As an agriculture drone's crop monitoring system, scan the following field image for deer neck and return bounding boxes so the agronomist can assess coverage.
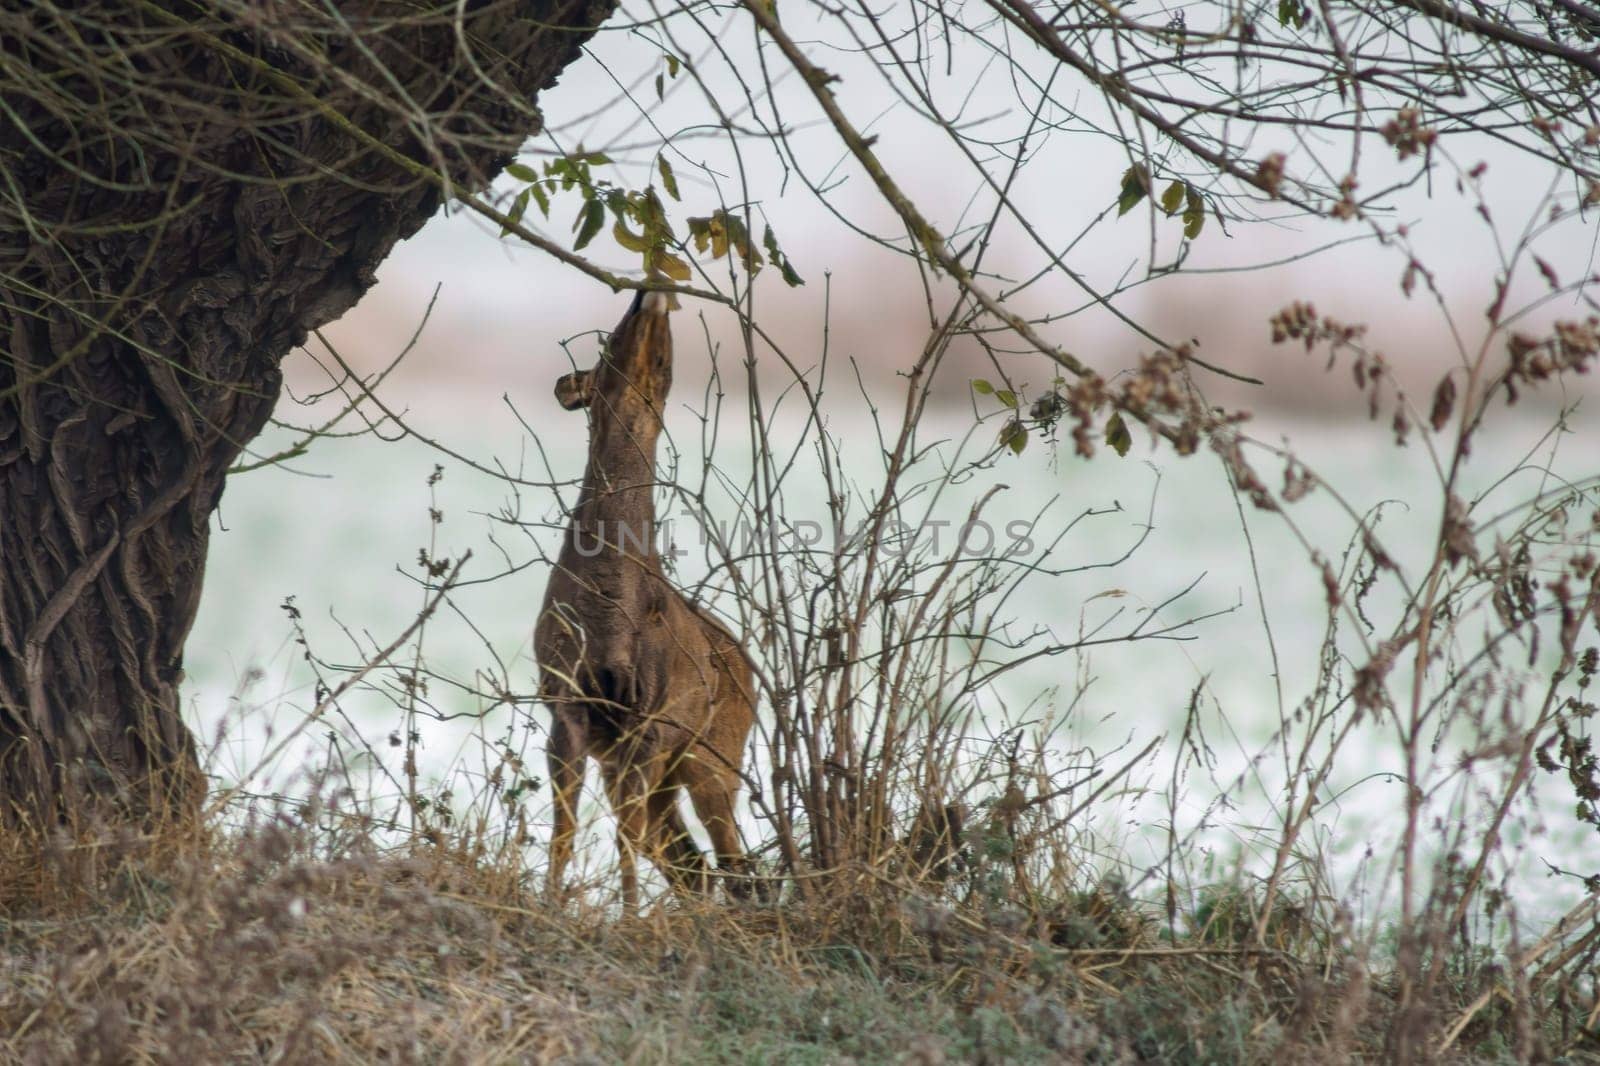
[567,407,663,567]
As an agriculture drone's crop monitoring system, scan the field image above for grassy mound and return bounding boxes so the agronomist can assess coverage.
[1,817,1574,1064]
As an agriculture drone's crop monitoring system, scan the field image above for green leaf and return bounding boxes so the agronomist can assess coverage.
[1105,412,1132,457]
[666,53,680,77]
[762,224,805,286]
[972,379,994,395]
[1277,0,1305,27]
[995,389,1018,408]
[573,197,605,250]
[582,152,612,167]
[603,187,627,219]
[505,162,539,183]
[655,72,664,101]
[529,182,550,218]
[657,156,681,201]
[1001,419,1028,454]
[1160,180,1185,216]
[500,188,531,236]
[549,157,581,191]
[1117,164,1150,216]
[1183,185,1206,240]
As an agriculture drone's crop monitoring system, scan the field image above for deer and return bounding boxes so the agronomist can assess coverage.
[535,289,758,912]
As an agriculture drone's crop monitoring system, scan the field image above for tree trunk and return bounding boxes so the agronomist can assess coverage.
[0,1,610,827]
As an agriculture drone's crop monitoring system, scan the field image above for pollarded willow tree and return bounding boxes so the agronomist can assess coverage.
[0,1,612,828]
[2,0,1596,855]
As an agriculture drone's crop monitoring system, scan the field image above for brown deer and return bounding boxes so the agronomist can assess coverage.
[536,289,757,911]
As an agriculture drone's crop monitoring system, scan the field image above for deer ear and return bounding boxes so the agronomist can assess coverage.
[554,369,593,410]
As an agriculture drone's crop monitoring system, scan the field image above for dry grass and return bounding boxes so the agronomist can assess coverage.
[1,806,1584,1065]
[1,822,590,1063]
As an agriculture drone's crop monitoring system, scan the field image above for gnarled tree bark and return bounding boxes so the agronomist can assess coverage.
[0,1,611,827]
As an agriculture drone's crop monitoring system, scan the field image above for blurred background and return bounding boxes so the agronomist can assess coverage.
[188,2,1599,920]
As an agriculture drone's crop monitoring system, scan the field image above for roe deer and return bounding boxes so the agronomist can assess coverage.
[536,290,757,911]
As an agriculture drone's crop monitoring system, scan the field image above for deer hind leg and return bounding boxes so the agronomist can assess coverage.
[545,709,589,902]
[647,786,709,896]
[678,752,757,901]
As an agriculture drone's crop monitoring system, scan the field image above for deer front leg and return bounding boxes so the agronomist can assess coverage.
[545,709,588,902]
[603,761,654,916]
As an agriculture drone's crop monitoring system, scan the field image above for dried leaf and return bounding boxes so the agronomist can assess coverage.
[1105,412,1132,457]
[1160,181,1185,216]
[1429,374,1457,432]
[612,219,650,253]
[1183,185,1205,239]
[651,248,692,282]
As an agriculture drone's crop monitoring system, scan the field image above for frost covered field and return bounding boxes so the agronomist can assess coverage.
[191,374,1600,930]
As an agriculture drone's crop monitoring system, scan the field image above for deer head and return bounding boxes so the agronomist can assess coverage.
[554,290,673,421]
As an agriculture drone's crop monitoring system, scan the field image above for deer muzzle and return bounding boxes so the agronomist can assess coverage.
[554,369,594,410]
